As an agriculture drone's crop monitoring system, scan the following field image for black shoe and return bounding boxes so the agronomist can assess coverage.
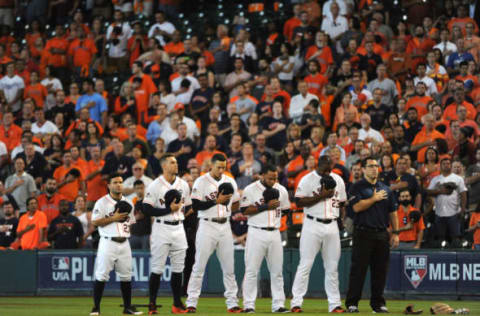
[372,306,388,313]
[242,308,255,313]
[273,307,290,313]
[148,302,158,315]
[123,306,143,315]
[346,306,359,313]
[90,307,100,315]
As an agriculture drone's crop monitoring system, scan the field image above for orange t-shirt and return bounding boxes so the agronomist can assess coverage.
[24,83,48,108]
[44,37,69,67]
[447,17,479,35]
[72,157,89,176]
[287,155,305,189]
[469,212,480,245]
[68,38,98,68]
[304,73,328,98]
[86,159,107,202]
[0,124,23,152]
[129,73,157,122]
[37,193,66,224]
[405,95,433,119]
[164,41,185,57]
[412,128,446,163]
[53,165,84,202]
[283,17,302,42]
[305,45,334,75]
[443,101,477,121]
[397,205,425,242]
[127,35,148,67]
[195,150,226,167]
[17,210,48,250]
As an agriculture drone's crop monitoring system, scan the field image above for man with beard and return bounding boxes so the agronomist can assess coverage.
[48,199,84,249]
[37,177,66,225]
[0,201,18,248]
[241,164,290,313]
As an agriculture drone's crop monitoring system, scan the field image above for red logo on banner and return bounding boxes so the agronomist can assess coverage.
[404,255,428,288]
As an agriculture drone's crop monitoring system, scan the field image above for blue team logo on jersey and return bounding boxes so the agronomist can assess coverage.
[52,257,70,270]
[404,255,428,288]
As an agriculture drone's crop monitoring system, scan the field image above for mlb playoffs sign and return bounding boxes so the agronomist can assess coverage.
[38,251,171,291]
[393,252,480,293]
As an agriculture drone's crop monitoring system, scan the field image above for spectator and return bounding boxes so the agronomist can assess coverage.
[101,140,135,180]
[411,114,446,163]
[54,151,85,203]
[414,63,439,97]
[32,107,60,138]
[320,132,347,162]
[321,2,348,48]
[261,100,290,153]
[0,201,18,249]
[289,81,318,123]
[47,199,84,249]
[394,189,425,249]
[73,195,94,248]
[123,163,153,201]
[467,206,480,250]
[106,10,132,73]
[367,64,397,107]
[358,113,384,145]
[5,157,37,214]
[224,57,252,99]
[146,103,168,145]
[148,11,175,46]
[231,142,262,189]
[75,79,108,127]
[427,156,467,245]
[386,157,422,209]
[0,62,25,114]
[167,122,195,172]
[129,180,151,250]
[85,146,107,204]
[365,88,390,131]
[14,197,48,250]
[16,142,47,187]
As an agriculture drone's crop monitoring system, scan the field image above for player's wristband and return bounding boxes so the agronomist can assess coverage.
[257,204,269,213]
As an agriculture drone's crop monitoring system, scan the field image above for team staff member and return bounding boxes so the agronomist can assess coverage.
[241,165,290,313]
[345,158,399,314]
[393,189,425,249]
[142,154,191,314]
[90,173,142,316]
[290,156,347,313]
[186,154,242,313]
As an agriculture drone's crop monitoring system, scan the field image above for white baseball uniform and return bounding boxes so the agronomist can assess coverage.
[143,175,192,274]
[92,194,136,282]
[186,173,240,309]
[241,181,290,312]
[291,171,347,312]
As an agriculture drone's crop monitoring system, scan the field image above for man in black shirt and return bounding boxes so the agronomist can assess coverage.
[46,89,76,126]
[190,74,214,122]
[48,200,84,249]
[345,158,399,313]
[129,180,151,250]
[404,107,423,144]
[365,88,390,131]
[391,125,410,154]
[101,140,136,180]
[167,123,195,173]
[0,201,18,248]
[385,157,422,209]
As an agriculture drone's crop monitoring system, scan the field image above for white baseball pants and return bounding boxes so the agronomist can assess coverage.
[94,237,132,282]
[150,223,188,274]
[186,220,239,309]
[290,219,341,312]
[242,227,285,312]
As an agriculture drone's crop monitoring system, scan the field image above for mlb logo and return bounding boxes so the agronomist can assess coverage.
[52,257,70,270]
[404,255,428,288]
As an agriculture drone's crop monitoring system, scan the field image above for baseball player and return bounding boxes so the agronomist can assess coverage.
[142,154,191,314]
[90,173,142,315]
[290,156,347,313]
[240,164,290,313]
[185,154,242,313]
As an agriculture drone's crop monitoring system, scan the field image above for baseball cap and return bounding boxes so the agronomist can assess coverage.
[174,103,185,111]
[439,154,452,162]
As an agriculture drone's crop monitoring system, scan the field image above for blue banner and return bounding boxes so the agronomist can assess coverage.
[37,251,170,291]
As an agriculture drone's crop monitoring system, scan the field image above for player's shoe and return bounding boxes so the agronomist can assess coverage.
[290,306,303,313]
[123,306,143,315]
[273,307,290,313]
[241,308,255,313]
[90,307,100,315]
[172,304,188,314]
[186,306,196,313]
[372,306,389,313]
[228,306,244,313]
[346,306,359,313]
[331,306,346,313]
[148,303,158,315]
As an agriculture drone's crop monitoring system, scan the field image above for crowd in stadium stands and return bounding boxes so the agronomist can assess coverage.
[0,0,480,251]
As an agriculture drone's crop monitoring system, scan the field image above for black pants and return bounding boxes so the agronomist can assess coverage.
[345,229,390,309]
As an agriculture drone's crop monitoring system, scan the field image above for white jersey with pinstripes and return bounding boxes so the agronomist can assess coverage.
[143,175,192,222]
[190,172,240,218]
[92,194,136,238]
[295,171,347,219]
[240,181,290,228]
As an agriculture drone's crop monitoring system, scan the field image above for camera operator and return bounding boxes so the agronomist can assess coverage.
[106,10,132,73]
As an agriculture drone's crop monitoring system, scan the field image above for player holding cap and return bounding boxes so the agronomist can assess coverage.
[186,154,242,313]
[142,153,192,314]
[240,164,290,313]
[90,173,142,315]
[290,156,347,313]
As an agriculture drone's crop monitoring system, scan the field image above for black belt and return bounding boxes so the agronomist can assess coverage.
[306,214,335,224]
[354,225,387,233]
[104,236,127,243]
[250,226,278,231]
[156,219,182,225]
[203,217,228,224]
